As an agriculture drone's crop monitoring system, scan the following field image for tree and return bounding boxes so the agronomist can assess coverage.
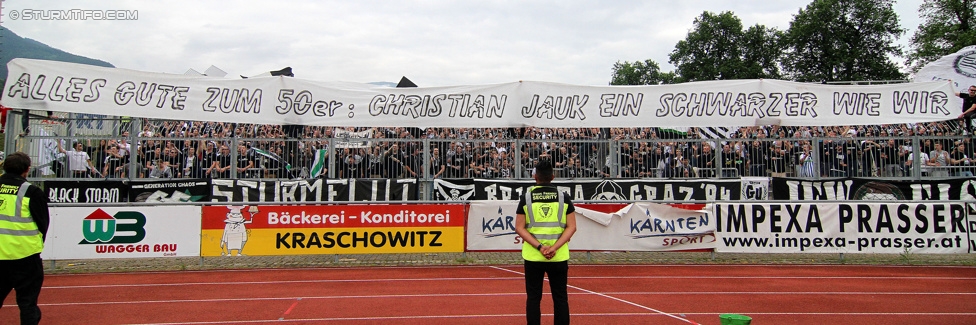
[782,0,906,82]
[667,11,783,82]
[740,25,785,79]
[669,11,745,81]
[906,0,976,72]
[609,59,676,85]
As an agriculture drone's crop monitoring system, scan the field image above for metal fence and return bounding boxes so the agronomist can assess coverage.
[7,112,975,185]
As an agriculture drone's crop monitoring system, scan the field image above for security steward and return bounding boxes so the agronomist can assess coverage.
[515,159,577,325]
[0,152,50,325]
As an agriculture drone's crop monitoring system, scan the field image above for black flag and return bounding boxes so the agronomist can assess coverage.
[242,67,294,78]
[270,67,294,77]
[396,76,418,88]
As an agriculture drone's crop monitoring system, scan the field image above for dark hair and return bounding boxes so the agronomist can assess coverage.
[3,152,31,175]
[535,158,554,180]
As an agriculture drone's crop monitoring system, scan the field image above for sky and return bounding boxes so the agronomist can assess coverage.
[1,0,926,87]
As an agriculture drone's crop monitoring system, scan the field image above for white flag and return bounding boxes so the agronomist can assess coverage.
[914,45,976,110]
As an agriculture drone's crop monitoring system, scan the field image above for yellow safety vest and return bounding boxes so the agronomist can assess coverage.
[522,185,570,262]
[0,182,44,260]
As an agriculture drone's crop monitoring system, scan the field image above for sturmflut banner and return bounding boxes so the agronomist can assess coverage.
[467,201,714,251]
[209,178,418,202]
[2,58,957,128]
[714,202,974,254]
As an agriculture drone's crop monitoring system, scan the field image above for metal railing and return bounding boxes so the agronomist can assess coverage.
[7,112,974,184]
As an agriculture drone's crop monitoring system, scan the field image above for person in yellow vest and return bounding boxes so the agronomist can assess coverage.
[0,152,50,325]
[515,159,577,325]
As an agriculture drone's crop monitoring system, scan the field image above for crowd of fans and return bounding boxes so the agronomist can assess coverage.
[46,119,975,180]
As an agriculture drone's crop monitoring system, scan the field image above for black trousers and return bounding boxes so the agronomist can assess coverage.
[524,260,569,325]
[0,254,44,325]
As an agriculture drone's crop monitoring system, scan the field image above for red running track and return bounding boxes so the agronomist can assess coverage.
[2,264,975,324]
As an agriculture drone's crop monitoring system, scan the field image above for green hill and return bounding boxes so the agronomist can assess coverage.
[0,27,114,81]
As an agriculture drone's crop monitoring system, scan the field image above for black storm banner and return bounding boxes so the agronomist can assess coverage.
[45,180,128,203]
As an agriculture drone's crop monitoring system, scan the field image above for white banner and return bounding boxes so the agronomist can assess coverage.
[914,45,976,110]
[333,128,373,148]
[2,58,957,128]
[467,201,714,251]
[68,113,116,136]
[740,177,770,200]
[29,123,65,176]
[714,202,974,254]
[42,206,202,259]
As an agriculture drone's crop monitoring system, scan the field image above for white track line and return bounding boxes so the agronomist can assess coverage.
[42,277,523,289]
[677,312,976,316]
[570,275,976,280]
[601,291,976,295]
[47,264,501,277]
[42,274,975,290]
[124,313,663,325]
[46,263,976,278]
[126,314,528,325]
[37,293,526,306]
[571,264,976,269]
[489,265,699,324]
[34,290,976,307]
[120,312,976,325]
